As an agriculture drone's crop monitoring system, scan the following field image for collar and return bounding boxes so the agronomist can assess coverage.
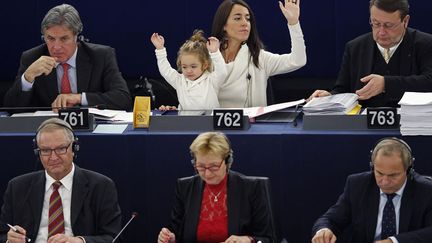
[64,45,78,69]
[379,177,407,197]
[45,163,75,192]
[376,36,404,58]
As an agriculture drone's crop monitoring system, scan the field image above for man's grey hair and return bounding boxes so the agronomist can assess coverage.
[41,4,83,35]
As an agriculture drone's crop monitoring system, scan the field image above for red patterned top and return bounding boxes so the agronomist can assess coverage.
[196,175,228,243]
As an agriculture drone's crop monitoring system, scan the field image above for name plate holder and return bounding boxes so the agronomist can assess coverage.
[58,108,96,131]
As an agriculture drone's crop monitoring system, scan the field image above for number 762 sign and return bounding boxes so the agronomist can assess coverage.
[367,107,400,129]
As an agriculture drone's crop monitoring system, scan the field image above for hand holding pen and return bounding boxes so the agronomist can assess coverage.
[6,224,31,242]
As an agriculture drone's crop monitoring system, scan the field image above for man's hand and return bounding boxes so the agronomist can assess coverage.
[51,94,82,112]
[355,74,385,100]
[47,234,84,243]
[24,56,57,82]
[207,37,220,53]
[151,33,165,50]
[311,228,337,243]
[307,89,331,102]
[7,225,28,243]
[375,239,393,243]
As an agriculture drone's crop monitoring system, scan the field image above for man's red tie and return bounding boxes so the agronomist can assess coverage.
[48,181,65,238]
[61,63,72,94]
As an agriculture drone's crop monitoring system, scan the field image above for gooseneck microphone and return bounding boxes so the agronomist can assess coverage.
[112,212,138,243]
[144,77,156,103]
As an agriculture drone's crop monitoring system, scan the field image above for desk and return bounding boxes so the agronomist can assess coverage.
[1,121,432,242]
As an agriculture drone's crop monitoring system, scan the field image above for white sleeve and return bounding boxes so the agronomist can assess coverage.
[208,50,228,89]
[155,48,183,89]
[260,22,307,76]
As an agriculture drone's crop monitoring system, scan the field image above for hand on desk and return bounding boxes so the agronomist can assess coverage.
[47,234,84,243]
[312,228,337,243]
[222,235,254,243]
[51,94,82,112]
[307,90,331,102]
[157,227,175,243]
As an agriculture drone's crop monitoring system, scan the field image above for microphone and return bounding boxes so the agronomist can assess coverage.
[112,212,138,243]
[78,35,90,42]
[144,77,156,103]
[246,73,251,80]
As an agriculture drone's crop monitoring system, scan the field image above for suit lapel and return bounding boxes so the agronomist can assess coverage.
[28,172,46,237]
[76,44,92,92]
[399,178,414,233]
[227,172,240,235]
[365,178,380,242]
[361,36,376,80]
[183,177,203,242]
[399,29,414,76]
[70,166,89,226]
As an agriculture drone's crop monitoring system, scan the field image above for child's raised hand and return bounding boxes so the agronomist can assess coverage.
[151,33,165,49]
[206,37,220,53]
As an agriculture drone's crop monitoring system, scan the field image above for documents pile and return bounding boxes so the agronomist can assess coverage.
[398,92,432,136]
[303,93,359,115]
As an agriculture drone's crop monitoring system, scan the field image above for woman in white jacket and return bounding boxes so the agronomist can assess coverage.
[212,0,307,108]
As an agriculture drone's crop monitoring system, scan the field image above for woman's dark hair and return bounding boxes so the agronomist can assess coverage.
[211,0,263,68]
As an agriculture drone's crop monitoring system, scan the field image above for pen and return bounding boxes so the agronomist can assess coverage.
[6,223,31,242]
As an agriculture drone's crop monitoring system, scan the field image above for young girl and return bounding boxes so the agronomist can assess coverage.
[150,30,227,111]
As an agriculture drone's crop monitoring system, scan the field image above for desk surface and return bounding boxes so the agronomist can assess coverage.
[1,121,430,243]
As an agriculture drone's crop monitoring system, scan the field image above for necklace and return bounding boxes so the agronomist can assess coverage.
[209,189,222,202]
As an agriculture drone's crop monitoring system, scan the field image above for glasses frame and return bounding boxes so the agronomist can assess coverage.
[369,18,403,31]
[194,160,224,173]
[37,142,72,156]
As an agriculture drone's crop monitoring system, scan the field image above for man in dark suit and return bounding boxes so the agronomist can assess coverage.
[0,118,122,243]
[311,137,432,243]
[309,0,432,107]
[3,4,131,111]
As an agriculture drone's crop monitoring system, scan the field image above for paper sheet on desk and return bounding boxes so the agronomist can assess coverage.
[243,99,305,118]
[93,124,128,134]
[11,111,57,117]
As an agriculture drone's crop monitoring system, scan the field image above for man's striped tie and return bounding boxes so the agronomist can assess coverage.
[48,181,65,238]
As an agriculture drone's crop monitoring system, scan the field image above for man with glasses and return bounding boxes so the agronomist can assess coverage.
[0,118,122,242]
[311,138,432,243]
[4,4,131,111]
[309,0,432,107]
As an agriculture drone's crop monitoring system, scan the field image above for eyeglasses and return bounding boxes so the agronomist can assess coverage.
[369,19,403,30]
[37,142,72,156]
[194,160,224,172]
[44,35,77,45]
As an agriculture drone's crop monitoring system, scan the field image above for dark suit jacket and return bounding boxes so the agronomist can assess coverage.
[0,166,122,243]
[168,171,276,243]
[332,28,432,107]
[312,171,432,243]
[3,42,132,110]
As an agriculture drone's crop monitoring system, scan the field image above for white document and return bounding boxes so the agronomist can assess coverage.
[93,124,128,134]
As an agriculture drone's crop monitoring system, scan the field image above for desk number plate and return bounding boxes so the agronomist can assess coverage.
[58,108,90,130]
[213,109,244,130]
[367,107,399,129]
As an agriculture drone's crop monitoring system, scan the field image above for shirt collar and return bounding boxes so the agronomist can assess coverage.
[376,36,404,57]
[379,177,407,197]
[45,163,75,192]
[64,45,78,69]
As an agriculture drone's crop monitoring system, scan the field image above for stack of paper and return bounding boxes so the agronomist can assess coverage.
[303,93,359,115]
[398,92,432,135]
